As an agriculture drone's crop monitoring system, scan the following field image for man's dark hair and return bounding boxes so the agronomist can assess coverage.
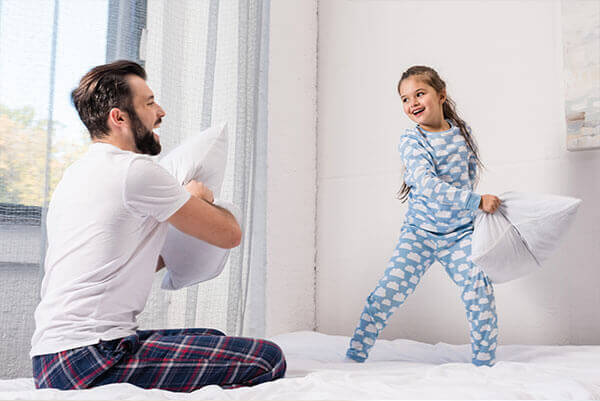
[71,60,146,139]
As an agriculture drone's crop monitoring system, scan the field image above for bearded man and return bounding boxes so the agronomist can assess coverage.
[30,60,286,392]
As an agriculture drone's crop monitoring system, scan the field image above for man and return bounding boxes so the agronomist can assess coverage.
[31,60,286,391]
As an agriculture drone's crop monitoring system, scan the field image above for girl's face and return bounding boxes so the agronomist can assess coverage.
[399,76,447,131]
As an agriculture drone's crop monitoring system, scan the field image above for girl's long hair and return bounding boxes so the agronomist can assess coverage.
[397,66,483,202]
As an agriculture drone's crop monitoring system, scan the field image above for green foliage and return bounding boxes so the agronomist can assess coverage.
[0,104,89,207]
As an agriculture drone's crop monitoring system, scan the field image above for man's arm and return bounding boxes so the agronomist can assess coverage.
[167,181,241,249]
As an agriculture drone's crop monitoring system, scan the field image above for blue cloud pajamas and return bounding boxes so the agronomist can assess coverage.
[347,123,498,366]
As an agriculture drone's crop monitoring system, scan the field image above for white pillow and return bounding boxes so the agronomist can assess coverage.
[160,199,241,290]
[159,123,228,194]
[158,123,237,290]
[471,192,581,284]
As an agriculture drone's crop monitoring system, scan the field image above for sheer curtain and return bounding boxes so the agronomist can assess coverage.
[138,0,269,338]
[0,0,268,379]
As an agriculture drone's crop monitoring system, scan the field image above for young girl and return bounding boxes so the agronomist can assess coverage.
[346,66,501,367]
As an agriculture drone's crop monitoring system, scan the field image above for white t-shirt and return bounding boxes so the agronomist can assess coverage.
[31,143,190,357]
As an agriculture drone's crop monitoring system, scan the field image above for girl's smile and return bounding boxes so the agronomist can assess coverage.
[411,107,425,117]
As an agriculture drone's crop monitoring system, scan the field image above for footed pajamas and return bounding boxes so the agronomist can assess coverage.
[347,123,498,366]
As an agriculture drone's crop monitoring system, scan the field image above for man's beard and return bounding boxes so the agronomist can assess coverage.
[129,108,162,156]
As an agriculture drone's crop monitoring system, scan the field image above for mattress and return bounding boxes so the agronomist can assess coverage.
[1,331,598,400]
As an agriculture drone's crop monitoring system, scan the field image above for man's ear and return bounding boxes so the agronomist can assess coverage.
[107,108,127,129]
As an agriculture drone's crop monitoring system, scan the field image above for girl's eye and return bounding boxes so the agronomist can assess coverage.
[417,92,424,97]
[402,98,407,103]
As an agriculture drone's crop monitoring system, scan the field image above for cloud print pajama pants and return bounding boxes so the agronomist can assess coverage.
[347,224,498,366]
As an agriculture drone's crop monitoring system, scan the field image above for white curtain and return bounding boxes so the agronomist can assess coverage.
[0,0,268,379]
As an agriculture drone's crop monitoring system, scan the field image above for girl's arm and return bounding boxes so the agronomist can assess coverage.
[400,135,481,211]
[468,152,478,185]
[466,126,479,185]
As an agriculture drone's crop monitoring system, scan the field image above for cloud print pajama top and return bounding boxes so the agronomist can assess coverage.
[347,123,498,367]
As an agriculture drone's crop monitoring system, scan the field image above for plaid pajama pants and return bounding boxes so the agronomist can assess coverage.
[32,328,286,392]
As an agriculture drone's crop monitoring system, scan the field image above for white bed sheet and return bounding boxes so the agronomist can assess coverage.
[1,331,599,400]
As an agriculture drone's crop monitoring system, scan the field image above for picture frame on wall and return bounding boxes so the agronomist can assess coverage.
[561,0,600,151]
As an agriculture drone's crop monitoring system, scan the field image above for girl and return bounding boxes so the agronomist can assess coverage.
[346,66,501,367]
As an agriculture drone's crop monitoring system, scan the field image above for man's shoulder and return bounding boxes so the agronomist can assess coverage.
[125,155,181,199]
[57,145,150,194]
[89,145,161,180]
[127,155,171,181]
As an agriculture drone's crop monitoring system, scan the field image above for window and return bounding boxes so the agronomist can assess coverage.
[0,0,146,379]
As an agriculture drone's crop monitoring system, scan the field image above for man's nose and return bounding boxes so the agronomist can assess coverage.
[157,104,166,118]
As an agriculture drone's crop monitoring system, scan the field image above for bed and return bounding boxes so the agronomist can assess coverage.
[1,331,598,400]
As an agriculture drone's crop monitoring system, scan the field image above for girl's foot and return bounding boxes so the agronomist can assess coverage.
[346,347,367,362]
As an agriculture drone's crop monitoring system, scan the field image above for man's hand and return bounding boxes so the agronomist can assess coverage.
[479,194,501,213]
[185,180,214,204]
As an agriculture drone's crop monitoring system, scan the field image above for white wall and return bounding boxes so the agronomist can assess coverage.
[316,0,600,345]
[265,0,318,336]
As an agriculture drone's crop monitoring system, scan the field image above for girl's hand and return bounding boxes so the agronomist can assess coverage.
[479,194,501,213]
[185,180,214,204]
